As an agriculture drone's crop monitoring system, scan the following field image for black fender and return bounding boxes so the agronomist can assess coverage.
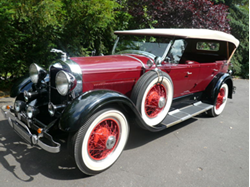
[58,90,167,133]
[10,74,33,97]
[202,73,234,105]
[10,74,49,98]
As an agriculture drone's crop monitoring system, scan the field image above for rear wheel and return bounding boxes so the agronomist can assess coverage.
[208,83,228,117]
[73,108,129,175]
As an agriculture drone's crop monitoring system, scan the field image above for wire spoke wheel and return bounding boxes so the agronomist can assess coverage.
[145,83,167,118]
[88,118,120,160]
[208,83,228,117]
[73,109,129,175]
[215,88,226,110]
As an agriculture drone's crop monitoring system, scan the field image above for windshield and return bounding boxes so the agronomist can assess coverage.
[113,35,171,59]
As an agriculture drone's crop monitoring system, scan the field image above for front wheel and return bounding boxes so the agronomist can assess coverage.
[73,108,129,175]
[208,83,229,117]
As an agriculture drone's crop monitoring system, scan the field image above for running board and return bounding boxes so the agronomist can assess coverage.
[161,102,213,128]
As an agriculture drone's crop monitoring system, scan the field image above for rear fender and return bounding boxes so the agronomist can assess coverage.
[202,73,233,105]
[59,90,167,132]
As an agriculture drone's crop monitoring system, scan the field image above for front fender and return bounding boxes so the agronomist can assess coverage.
[59,90,167,132]
[10,74,33,98]
[10,74,49,98]
[202,73,233,105]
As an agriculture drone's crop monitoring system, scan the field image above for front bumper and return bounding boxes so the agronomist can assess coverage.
[1,105,60,153]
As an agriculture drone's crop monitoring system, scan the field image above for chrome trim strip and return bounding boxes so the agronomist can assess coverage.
[122,54,146,69]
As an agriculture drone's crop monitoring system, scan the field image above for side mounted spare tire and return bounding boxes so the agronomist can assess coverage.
[131,70,173,126]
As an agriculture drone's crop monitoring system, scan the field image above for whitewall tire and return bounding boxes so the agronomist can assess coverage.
[73,109,129,175]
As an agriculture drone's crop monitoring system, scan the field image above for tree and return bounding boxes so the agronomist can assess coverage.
[212,0,249,78]
[127,0,230,32]
[0,0,125,88]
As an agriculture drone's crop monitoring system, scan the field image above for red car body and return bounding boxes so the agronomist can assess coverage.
[71,55,227,98]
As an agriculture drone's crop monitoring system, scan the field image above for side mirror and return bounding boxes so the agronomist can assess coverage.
[154,56,163,67]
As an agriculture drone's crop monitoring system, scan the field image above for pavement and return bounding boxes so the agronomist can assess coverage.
[0,79,248,187]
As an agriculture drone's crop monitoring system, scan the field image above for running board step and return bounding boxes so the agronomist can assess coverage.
[161,102,213,128]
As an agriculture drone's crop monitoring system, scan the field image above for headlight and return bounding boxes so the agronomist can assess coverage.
[29,63,47,84]
[26,106,39,119]
[14,100,26,112]
[55,70,76,96]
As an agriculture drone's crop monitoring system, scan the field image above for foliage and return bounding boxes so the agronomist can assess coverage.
[0,0,65,82]
[212,0,249,78]
[0,0,127,85]
[127,0,230,32]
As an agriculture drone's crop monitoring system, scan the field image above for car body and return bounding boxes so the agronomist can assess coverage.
[1,28,239,175]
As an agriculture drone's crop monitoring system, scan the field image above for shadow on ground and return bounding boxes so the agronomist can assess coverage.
[0,116,198,181]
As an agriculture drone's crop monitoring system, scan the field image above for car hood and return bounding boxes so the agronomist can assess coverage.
[70,54,148,74]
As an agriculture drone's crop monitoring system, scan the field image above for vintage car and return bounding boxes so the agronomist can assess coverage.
[1,28,239,175]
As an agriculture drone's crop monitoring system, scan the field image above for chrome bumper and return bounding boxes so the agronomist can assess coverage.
[1,105,60,153]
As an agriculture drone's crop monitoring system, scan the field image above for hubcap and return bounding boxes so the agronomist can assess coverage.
[88,119,120,160]
[106,136,116,149]
[158,97,166,108]
[145,83,167,118]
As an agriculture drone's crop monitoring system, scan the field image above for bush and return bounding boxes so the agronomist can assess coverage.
[0,0,129,86]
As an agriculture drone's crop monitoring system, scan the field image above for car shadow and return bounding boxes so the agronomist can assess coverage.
[125,118,197,150]
[0,119,87,181]
[0,117,197,181]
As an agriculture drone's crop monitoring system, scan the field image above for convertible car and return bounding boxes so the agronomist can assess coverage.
[1,28,239,175]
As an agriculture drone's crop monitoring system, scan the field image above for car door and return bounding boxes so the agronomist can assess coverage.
[162,39,198,98]
[167,63,190,97]
[186,61,200,93]
[196,62,218,90]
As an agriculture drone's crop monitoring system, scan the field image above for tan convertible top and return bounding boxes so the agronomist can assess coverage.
[114,28,240,48]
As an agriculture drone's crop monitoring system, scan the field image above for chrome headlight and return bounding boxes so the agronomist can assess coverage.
[14,100,26,112]
[55,70,76,96]
[26,106,39,119]
[29,63,47,84]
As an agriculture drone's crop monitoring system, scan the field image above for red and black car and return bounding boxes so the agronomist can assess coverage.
[1,28,239,175]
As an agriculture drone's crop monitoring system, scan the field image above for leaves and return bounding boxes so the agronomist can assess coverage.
[0,0,126,83]
[127,0,230,32]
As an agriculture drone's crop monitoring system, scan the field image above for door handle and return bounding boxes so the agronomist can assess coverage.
[187,72,192,75]
[213,69,218,72]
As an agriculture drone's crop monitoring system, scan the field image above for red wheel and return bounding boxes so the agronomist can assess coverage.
[73,109,129,175]
[208,83,228,117]
[145,83,167,118]
[88,118,120,160]
[131,71,173,126]
[215,88,225,110]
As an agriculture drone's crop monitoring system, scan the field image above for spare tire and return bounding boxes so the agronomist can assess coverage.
[131,70,173,126]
